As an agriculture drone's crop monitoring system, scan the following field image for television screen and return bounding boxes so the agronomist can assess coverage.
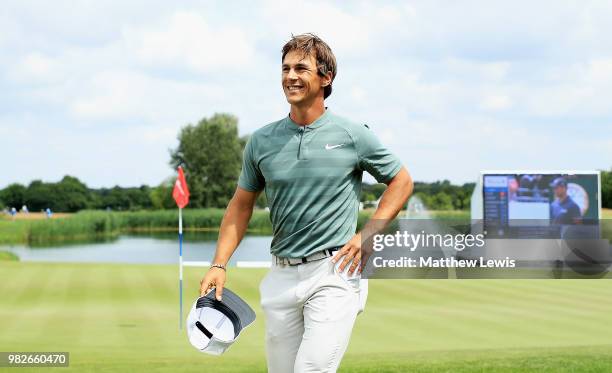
[482,173,600,238]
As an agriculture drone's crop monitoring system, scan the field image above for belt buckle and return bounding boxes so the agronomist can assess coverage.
[276,256,292,266]
[277,251,332,267]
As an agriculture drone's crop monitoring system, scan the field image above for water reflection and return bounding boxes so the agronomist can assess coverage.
[125,230,271,242]
[2,234,273,265]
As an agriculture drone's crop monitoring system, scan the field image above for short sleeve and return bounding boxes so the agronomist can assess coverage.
[354,124,402,183]
[238,136,265,192]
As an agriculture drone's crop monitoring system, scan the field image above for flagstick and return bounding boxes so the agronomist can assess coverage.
[179,207,183,330]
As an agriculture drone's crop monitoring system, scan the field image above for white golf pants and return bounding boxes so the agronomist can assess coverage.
[260,255,367,373]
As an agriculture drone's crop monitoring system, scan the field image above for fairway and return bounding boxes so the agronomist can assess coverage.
[1,262,612,372]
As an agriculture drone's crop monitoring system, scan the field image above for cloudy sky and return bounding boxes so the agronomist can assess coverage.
[2,0,611,189]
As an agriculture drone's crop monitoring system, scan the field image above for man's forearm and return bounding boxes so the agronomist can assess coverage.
[361,167,413,240]
[211,198,254,266]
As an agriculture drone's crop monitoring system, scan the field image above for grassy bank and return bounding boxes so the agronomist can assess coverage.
[0,209,275,246]
[0,250,19,261]
[2,209,383,246]
[27,210,124,245]
[0,219,29,245]
[3,208,607,247]
[1,262,612,372]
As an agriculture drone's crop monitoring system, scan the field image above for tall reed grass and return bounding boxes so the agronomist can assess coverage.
[22,209,277,245]
[0,220,30,245]
[6,209,378,246]
[28,210,123,245]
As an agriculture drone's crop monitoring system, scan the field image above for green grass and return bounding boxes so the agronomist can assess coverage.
[424,210,470,220]
[0,209,377,246]
[118,208,274,233]
[0,220,29,245]
[27,210,123,245]
[0,209,276,246]
[1,262,612,372]
[1,207,608,247]
[0,250,19,261]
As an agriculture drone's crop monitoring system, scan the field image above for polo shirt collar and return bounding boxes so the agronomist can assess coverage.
[285,108,331,131]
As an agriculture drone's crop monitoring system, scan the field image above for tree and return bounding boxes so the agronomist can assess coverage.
[150,178,177,209]
[108,186,133,210]
[55,176,91,212]
[0,183,27,209]
[125,185,153,210]
[602,168,612,209]
[170,113,243,208]
[25,180,55,211]
[360,192,376,203]
[431,192,454,210]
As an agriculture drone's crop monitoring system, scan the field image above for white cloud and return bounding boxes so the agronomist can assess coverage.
[69,70,222,124]
[260,1,370,54]
[20,53,55,77]
[349,86,367,103]
[520,58,612,118]
[1,1,611,188]
[123,11,255,72]
[481,94,512,111]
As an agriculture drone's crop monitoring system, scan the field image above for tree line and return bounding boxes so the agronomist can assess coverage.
[1,113,610,212]
[0,175,480,213]
[0,176,157,212]
[361,180,476,211]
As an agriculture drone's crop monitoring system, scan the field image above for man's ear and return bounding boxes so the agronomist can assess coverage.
[321,72,332,87]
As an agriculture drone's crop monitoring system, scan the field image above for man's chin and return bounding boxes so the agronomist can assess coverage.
[285,96,303,105]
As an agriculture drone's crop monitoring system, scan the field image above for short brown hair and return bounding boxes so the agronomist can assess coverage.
[281,33,337,99]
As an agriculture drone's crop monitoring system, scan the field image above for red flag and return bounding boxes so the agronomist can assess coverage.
[172,166,190,208]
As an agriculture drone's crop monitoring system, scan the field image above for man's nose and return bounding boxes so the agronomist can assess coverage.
[287,68,298,80]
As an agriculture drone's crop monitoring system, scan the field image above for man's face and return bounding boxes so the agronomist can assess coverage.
[554,185,567,199]
[282,50,328,106]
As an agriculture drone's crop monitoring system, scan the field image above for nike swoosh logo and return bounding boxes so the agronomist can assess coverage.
[325,143,345,150]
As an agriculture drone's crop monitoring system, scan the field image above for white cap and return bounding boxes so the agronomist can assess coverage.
[186,288,256,355]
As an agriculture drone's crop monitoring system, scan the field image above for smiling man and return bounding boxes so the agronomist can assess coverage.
[200,33,413,372]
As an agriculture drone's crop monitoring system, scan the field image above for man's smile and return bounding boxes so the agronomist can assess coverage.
[287,84,304,92]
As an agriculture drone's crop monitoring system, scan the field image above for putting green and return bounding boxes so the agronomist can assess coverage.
[1,262,612,372]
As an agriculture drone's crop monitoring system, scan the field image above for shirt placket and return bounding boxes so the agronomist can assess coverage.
[297,127,310,160]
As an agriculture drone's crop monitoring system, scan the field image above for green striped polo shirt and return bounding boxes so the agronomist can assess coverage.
[238,109,402,258]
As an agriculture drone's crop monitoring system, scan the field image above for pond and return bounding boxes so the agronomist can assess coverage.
[1,232,273,266]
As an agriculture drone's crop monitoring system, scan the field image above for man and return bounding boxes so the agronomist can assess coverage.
[200,33,413,372]
[550,177,581,225]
